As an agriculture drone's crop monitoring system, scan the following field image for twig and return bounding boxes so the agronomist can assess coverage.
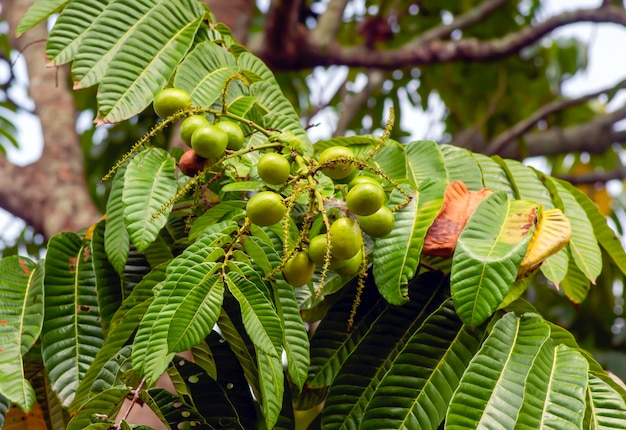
[115,378,147,429]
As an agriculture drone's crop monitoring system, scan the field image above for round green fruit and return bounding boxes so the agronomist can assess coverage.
[246,191,286,226]
[258,153,291,185]
[334,249,362,276]
[332,168,359,184]
[191,125,229,160]
[308,234,347,269]
[329,217,362,260]
[180,115,210,146]
[282,251,315,287]
[349,175,381,189]
[358,206,395,237]
[346,182,385,216]
[217,120,246,150]
[319,146,355,180]
[153,88,192,119]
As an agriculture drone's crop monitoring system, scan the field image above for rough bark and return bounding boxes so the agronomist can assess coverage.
[1,0,101,239]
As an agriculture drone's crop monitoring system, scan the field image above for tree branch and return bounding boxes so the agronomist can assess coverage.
[204,0,254,44]
[0,0,101,238]
[260,0,305,69]
[286,5,626,69]
[557,167,626,185]
[334,70,385,137]
[485,78,626,155]
[310,0,351,50]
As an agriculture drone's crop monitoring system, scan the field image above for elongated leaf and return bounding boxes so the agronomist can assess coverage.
[95,0,204,123]
[66,387,130,430]
[451,193,537,327]
[237,51,279,84]
[561,255,591,303]
[166,264,225,353]
[541,247,570,287]
[499,158,553,206]
[105,165,130,274]
[541,175,602,282]
[515,344,588,429]
[446,313,550,429]
[173,41,239,107]
[46,0,114,65]
[140,388,208,429]
[405,140,447,187]
[519,208,571,277]
[440,144,483,190]
[473,153,516,198]
[373,180,445,305]
[322,271,450,430]
[586,372,626,429]
[0,256,40,410]
[43,233,104,407]
[225,270,282,357]
[16,0,69,36]
[361,299,483,430]
[123,147,177,252]
[560,181,626,277]
[257,351,284,430]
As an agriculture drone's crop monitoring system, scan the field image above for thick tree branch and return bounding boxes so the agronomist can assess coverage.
[279,5,626,69]
[557,168,626,185]
[486,78,626,155]
[260,0,305,69]
[496,104,626,160]
[310,0,351,50]
[0,0,101,238]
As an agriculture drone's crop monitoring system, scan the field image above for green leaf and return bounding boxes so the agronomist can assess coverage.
[360,299,483,430]
[95,0,205,123]
[0,256,40,410]
[257,351,284,430]
[451,193,537,327]
[541,248,569,287]
[225,269,282,358]
[560,254,591,303]
[373,180,445,305]
[542,176,602,282]
[140,388,208,429]
[188,201,246,240]
[238,51,279,84]
[16,0,69,36]
[473,153,516,198]
[105,164,130,274]
[446,313,551,429]
[515,344,588,429]
[322,271,450,430]
[123,147,177,252]
[66,387,131,430]
[499,159,553,206]
[586,372,626,429]
[173,41,238,107]
[45,0,114,65]
[43,233,104,407]
[440,144,483,190]
[404,140,447,187]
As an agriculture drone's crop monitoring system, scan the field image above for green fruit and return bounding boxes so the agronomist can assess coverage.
[246,191,286,226]
[191,125,229,160]
[332,168,359,184]
[180,115,210,146]
[334,249,362,276]
[349,175,381,189]
[319,146,355,180]
[329,217,362,259]
[358,206,395,237]
[153,88,192,119]
[346,182,385,216]
[282,251,315,287]
[308,234,347,269]
[217,120,246,150]
[258,153,291,185]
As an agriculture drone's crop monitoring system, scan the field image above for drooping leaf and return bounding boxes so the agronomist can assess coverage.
[95,0,205,123]
[373,180,444,305]
[105,165,130,274]
[257,351,284,430]
[451,193,537,327]
[586,372,626,429]
[140,388,208,429]
[440,144,483,191]
[45,0,114,65]
[16,0,69,36]
[360,299,483,430]
[446,313,551,429]
[405,140,447,187]
[0,256,40,411]
[176,41,238,101]
[561,255,591,304]
[123,147,177,252]
[66,387,131,430]
[42,233,104,407]
[515,344,588,429]
[473,153,516,198]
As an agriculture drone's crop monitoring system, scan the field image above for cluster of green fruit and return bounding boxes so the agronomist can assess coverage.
[153,88,245,176]
[153,88,395,289]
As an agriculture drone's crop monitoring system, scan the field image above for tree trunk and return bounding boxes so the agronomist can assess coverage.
[1,0,101,239]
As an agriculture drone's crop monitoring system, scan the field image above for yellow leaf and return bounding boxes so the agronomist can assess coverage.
[518,207,571,277]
